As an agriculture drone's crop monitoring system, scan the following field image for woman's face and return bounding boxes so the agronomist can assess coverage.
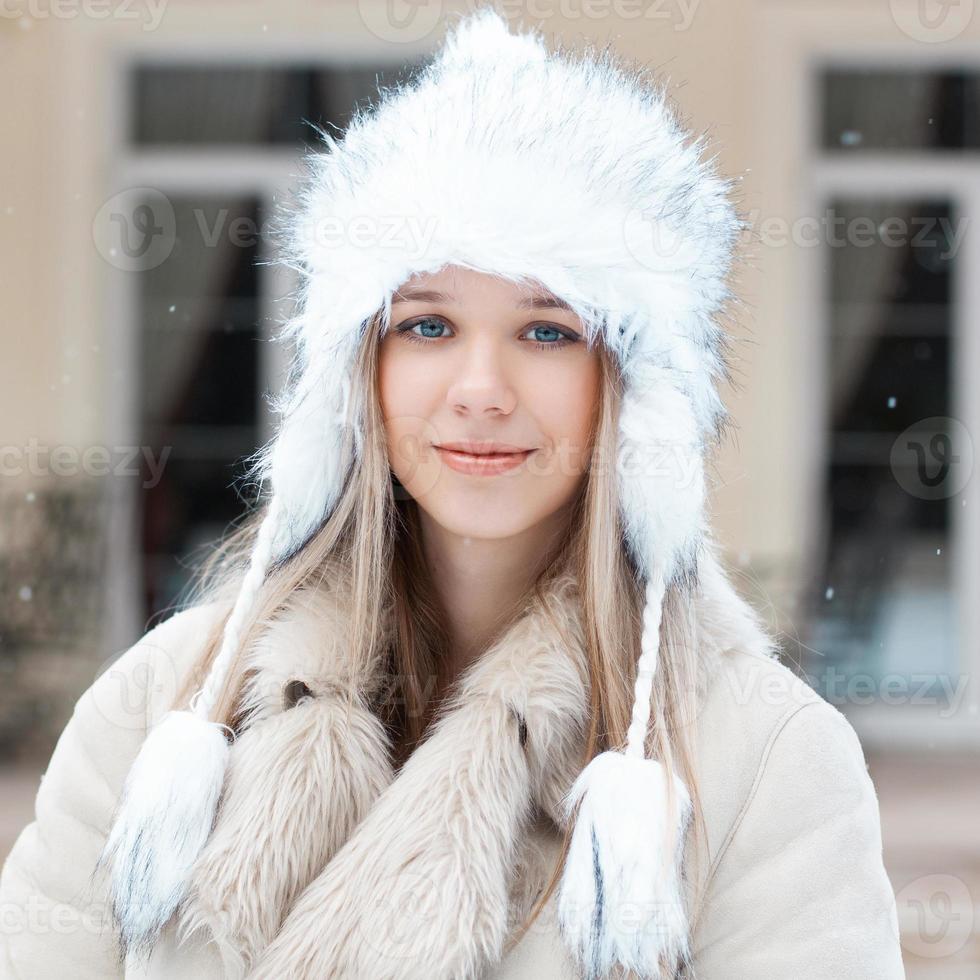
[378,265,601,541]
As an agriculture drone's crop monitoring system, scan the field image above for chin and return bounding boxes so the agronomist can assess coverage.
[414,491,558,542]
[425,505,541,542]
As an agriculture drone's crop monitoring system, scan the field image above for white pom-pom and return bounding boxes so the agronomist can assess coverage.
[557,750,693,979]
[96,710,231,960]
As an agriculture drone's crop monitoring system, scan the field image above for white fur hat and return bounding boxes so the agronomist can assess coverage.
[98,7,743,976]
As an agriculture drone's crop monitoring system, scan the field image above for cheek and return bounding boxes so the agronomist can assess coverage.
[378,341,441,435]
[531,358,600,461]
[378,341,442,478]
[378,341,416,421]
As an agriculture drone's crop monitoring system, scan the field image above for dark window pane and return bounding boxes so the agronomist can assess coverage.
[821,70,980,151]
[131,63,420,146]
[804,198,960,703]
[827,199,954,436]
[140,457,253,617]
[137,196,261,621]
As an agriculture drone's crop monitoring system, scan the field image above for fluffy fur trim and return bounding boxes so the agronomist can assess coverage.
[115,539,776,977]
[234,573,393,727]
[176,696,393,977]
[248,5,743,569]
[239,570,592,980]
[174,574,395,976]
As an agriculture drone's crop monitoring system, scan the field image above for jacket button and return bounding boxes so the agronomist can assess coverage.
[283,678,315,710]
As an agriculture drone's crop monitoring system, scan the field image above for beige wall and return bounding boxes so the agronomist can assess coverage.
[4,9,979,969]
[3,0,978,609]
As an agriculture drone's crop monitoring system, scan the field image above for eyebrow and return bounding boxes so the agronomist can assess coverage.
[391,287,574,312]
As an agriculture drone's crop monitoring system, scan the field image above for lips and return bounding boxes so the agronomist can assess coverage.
[433,443,534,476]
[436,441,532,455]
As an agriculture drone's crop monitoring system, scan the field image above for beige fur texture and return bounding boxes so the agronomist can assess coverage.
[171,557,744,979]
[177,577,396,975]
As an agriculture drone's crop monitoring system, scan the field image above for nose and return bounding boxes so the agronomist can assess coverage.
[445,334,518,417]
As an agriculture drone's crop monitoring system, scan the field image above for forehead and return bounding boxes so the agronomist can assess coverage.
[392,265,573,312]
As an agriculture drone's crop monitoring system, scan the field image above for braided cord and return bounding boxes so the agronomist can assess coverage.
[624,570,666,759]
[192,495,283,720]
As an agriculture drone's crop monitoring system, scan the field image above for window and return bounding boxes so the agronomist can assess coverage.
[822,69,980,152]
[131,64,415,146]
[804,66,977,730]
[137,195,262,617]
[806,196,958,701]
[111,54,420,637]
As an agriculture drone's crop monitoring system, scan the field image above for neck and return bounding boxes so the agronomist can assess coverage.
[416,504,573,677]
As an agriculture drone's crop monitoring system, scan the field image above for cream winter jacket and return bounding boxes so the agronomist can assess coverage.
[0,551,905,979]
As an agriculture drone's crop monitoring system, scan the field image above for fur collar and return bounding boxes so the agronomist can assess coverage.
[173,546,768,979]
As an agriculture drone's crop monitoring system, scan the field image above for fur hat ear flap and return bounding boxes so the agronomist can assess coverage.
[556,378,702,979]
[260,342,359,563]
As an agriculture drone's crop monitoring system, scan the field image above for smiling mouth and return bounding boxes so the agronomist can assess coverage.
[435,441,533,455]
[433,445,534,475]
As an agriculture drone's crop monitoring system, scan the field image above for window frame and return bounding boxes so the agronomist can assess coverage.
[804,43,980,749]
[102,36,424,650]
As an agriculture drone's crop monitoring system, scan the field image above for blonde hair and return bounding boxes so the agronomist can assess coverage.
[170,309,710,965]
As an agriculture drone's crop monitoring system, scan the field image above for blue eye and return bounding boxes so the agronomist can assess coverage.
[398,316,449,341]
[523,324,579,350]
[528,325,563,343]
[392,316,579,351]
[418,319,447,339]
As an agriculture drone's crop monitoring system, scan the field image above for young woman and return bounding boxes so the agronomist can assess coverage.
[0,9,905,980]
